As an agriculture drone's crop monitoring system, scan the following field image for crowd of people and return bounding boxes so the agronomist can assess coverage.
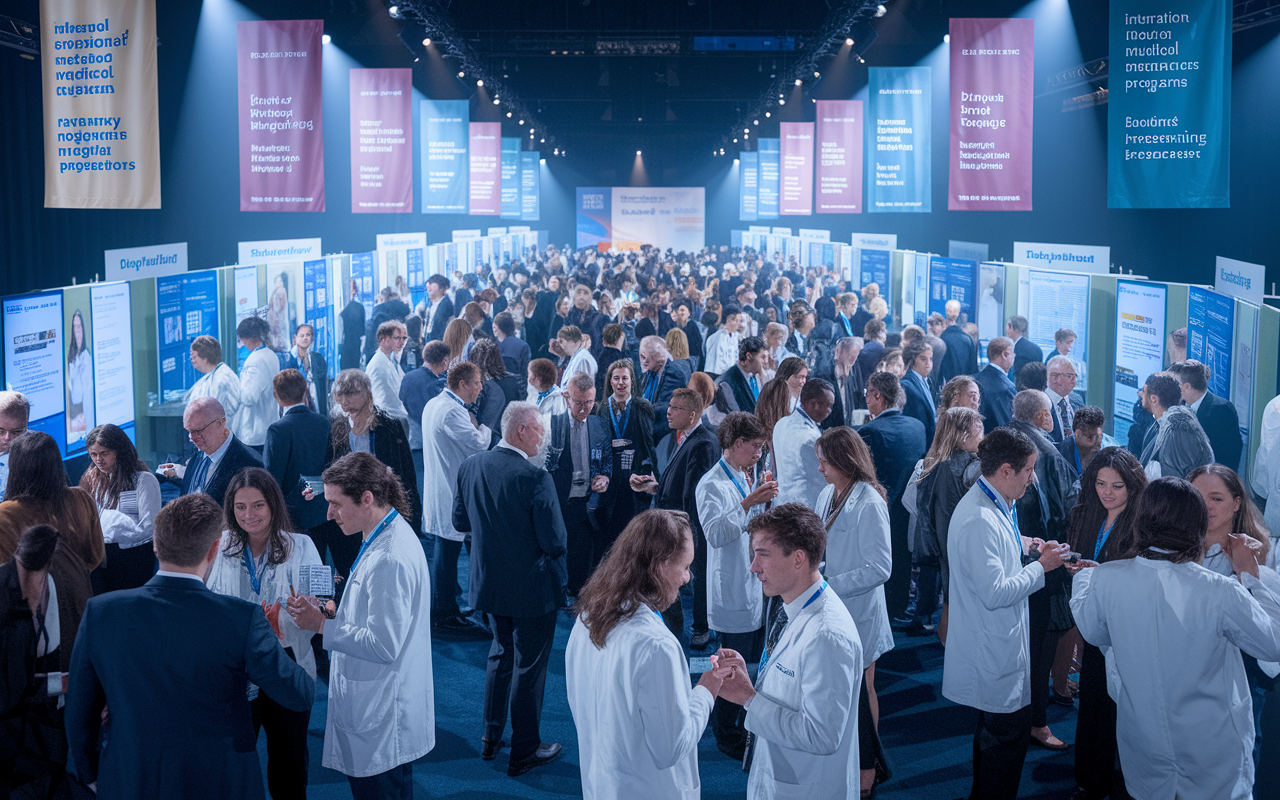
[4,242,1280,800]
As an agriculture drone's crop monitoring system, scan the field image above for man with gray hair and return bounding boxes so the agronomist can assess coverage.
[453,400,567,775]
[172,396,262,507]
[823,336,865,426]
[544,372,611,592]
[638,334,690,442]
[0,391,29,501]
[1044,355,1082,444]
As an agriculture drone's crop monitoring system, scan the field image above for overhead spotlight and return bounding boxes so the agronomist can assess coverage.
[529,128,534,134]
[636,150,642,155]
[638,117,643,122]
[744,128,750,134]
[540,138,545,142]
[476,79,483,87]
[944,34,950,43]
[458,71,465,78]
[388,5,400,18]
[846,37,854,46]
[875,4,887,16]
[765,112,771,118]
[554,148,559,155]
[814,71,820,78]
[857,55,866,64]
[540,158,546,163]
[779,93,784,99]
[518,119,525,125]
[423,38,431,46]
[493,98,500,104]
[779,99,786,105]
[414,57,419,62]
[794,79,803,86]
[753,119,759,125]
[719,148,724,154]
[321,34,331,44]
[506,111,512,117]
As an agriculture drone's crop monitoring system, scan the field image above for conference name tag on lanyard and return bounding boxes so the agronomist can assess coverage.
[718,458,749,500]
[758,581,827,679]
[349,509,399,580]
[242,547,268,596]
[977,480,1022,551]
[1094,520,1117,561]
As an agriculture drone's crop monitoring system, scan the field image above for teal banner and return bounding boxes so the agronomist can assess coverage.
[867,67,931,213]
[1108,0,1230,208]
[739,151,759,221]
[500,138,521,218]
[758,139,780,219]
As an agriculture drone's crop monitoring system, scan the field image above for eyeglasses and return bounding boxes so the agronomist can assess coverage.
[1050,371,1078,380]
[186,417,225,438]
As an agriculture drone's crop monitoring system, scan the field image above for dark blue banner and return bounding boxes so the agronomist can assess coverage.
[157,271,219,402]
[1187,286,1233,398]
[739,152,759,221]
[520,152,540,221]
[928,256,978,321]
[407,248,426,310]
[500,138,521,218]
[351,252,377,317]
[867,67,931,213]
[758,139,780,219]
[860,248,893,325]
[420,99,469,214]
[303,259,336,380]
[1107,1,1230,208]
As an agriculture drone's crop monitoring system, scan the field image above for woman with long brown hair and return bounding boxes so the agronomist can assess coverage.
[80,423,161,592]
[815,427,892,798]
[566,509,732,799]
[442,317,473,367]
[594,358,656,566]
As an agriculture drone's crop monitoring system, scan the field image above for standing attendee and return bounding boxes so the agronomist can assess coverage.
[494,311,532,399]
[526,357,568,420]
[235,317,281,454]
[943,427,1071,800]
[671,299,705,370]
[1057,405,1106,475]
[340,279,367,370]
[704,305,744,376]
[717,503,862,800]
[1138,371,1214,479]
[546,373,611,595]
[771,379,834,510]
[593,323,628,400]
[1045,355,1082,444]
[264,370,332,563]
[399,340,451,488]
[595,358,657,566]
[565,284,602,347]
[784,305,818,366]
[939,374,982,412]
[938,307,979,386]
[80,424,160,592]
[815,428,894,796]
[0,432,103,575]
[0,392,29,503]
[900,339,937,445]
[366,320,410,427]
[172,397,263,508]
[714,336,768,415]
[1047,328,1077,363]
[186,335,242,426]
[442,318,474,367]
[854,319,887,385]
[1254,393,1280,536]
[452,402,567,775]
[1177,359,1244,470]
[639,336,692,443]
[1006,316,1042,380]
[364,291,410,364]
[976,337,1018,433]
[207,468,323,800]
[469,338,519,433]
[285,324,328,417]
[1071,478,1280,800]
[288,453,433,800]
[696,412,778,758]
[824,336,865,426]
[424,274,456,343]
[556,325,598,392]
[67,493,314,800]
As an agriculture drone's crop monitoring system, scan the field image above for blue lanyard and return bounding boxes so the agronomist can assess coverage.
[1095,519,1117,561]
[840,315,852,337]
[1074,442,1082,475]
[718,458,749,499]
[644,369,661,401]
[537,388,554,404]
[610,397,631,438]
[350,509,399,579]
[748,374,760,401]
[759,581,827,678]
[241,546,266,596]
[977,479,1021,546]
[445,390,467,409]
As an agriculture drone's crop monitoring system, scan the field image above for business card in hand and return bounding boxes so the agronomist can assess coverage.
[298,564,336,597]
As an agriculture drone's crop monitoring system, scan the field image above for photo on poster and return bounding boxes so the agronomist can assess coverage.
[3,291,67,456]
[265,263,302,353]
[63,286,94,455]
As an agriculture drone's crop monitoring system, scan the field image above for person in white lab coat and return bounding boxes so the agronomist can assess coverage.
[556,325,598,392]
[185,335,242,424]
[421,361,491,635]
[366,320,410,426]
[696,411,778,759]
[717,502,863,800]
[288,452,433,800]
[235,316,281,453]
[814,427,894,796]
[702,306,744,376]
[770,379,835,509]
[1071,477,1280,800]
[567,509,735,800]
[943,427,1071,800]
[1252,394,1280,537]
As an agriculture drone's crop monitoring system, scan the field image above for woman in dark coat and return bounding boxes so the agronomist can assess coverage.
[593,358,656,567]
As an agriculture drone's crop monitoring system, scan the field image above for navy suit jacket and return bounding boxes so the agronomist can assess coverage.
[498,335,532,397]
[1012,336,1044,383]
[263,405,331,531]
[181,435,263,508]
[858,409,928,508]
[854,340,885,384]
[425,295,455,343]
[399,364,447,436]
[975,364,1017,433]
[641,360,691,443]
[453,447,568,618]
[900,370,937,445]
[66,575,313,799]
[655,424,720,543]
[1197,391,1243,470]
[938,324,978,384]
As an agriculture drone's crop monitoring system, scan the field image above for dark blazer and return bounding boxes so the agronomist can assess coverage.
[1012,336,1044,383]
[263,405,331,531]
[714,364,759,415]
[635,312,674,341]
[498,335,532,398]
[597,395,658,483]
[849,307,874,340]
[938,324,978,384]
[453,447,568,618]
[339,300,365,371]
[594,347,627,400]
[546,413,612,513]
[476,378,512,434]
[640,359,691,443]
[66,575,313,799]
[1057,435,1087,474]
[1010,419,1078,539]
[1196,391,1243,470]
[284,350,329,418]
[900,369,937,445]
[854,340,885,384]
[425,295,455,343]
[975,364,1017,433]
[655,425,720,543]
[675,321,704,362]
[364,298,411,362]
[181,435,263,508]
[858,409,928,508]
[399,365,447,437]
[326,410,422,535]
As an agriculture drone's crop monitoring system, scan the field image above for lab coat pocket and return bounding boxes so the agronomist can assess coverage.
[767,778,819,800]
[331,673,398,734]
[714,569,738,611]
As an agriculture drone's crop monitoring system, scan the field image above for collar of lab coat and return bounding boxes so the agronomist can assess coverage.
[782,576,825,622]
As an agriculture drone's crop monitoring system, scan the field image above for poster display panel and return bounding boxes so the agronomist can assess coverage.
[1028,270,1091,392]
[978,263,1006,351]
[156,271,218,403]
[3,292,66,454]
[928,257,978,321]
[500,137,521,218]
[1113,280,1167,443]
[859,249,892,325]
[303,258,335,382]
[1186,286,1233,399]
[89,282,134,438]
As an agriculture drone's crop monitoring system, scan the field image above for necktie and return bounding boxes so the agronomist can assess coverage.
[189,454,210,493]
[748,375,759,401]
[743,601,790,771]
[1059,397,1074,431]
[676,430,686,448]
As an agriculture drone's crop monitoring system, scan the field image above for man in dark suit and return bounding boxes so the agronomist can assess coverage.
[633,388,720,647]
[1045,355,1084,444]
[424,274,455,343]
[900,338,938,445]
[453,401,567,776]
[66,493,313,799]
[339,279,365,371]
[175,396,262,507]
[858,372,928,621]
[976,337,1019,434]
[938,314,979,386]
[1007,316,1044,383]
[639,335,691,443]
[546,373,612,595]
[714,336,767,415]
[1176,359,1243,470]
[264,370,331,544]
[494,311,532,399]
[854,319,887,384]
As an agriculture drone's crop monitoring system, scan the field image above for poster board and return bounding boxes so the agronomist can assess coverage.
[156,271,220,403]
[3,291,67,454]
[1112,280,1167,445]
[1028,270,1091,395]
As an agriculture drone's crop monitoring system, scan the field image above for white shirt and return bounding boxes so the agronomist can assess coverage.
[186,362,242,424]
[421,391,491,541]
[366,349,408,421]
[529,384,567,419]
[696,461,765,634]
[819,481,894,669]
[567,609,714,800]
[96,471,162,548]
[772,409,825,509]
[703,328,741,375]
[1072,560,1280,800]
[560,347,598,391]
[1254,395,1280,534]
[234,347,280,446]
[1188,391,1206,413]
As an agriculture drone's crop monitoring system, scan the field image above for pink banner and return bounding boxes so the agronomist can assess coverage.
[815,101,863,214]
[349,69,412,213]
[780,122,814,215]
[237,20,325,212]
[468,122,500,215]
[948,18,1034,211]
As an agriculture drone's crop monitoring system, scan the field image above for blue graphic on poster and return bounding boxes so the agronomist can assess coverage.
[520,152,540,221]
[1186,286,1233,398]
[757,139,780,219]
[350,252,377,317]
[576,187,611,249]
[420,99,469,214]
[928,256,977,321]
[859,248,893,325]
[500,138,521,218]
[3,291,66,454]
[1112,280,1167,443]
[739,152,759,221]
[867,67,931,213]
[406,248,426,309]
[157,272,219,402]
[303,259,336,380]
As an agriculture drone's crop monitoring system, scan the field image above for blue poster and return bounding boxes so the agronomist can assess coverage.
[420,99,469,214]
[867,67,931,213]
[302,259,336,380]
[2,291,66,454]
[758,139,780,219]
[576,187,611,249]
[1187,286,1233,398]
[406,248,426,310]
[739,152,759,221]
[928,256,978,321]
[1108,1,1230,208]
[156,271,219,402]
[500,138,521,218]
[351,252,377,317]
[860,248,893,325]
[520,152,540,221]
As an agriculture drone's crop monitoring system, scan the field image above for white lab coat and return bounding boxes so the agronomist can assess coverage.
[186,362,242,423]
[772,410,825,509]
[566,609,714,800]
[703,328,740,375]
[697,461,765,634]
[1071,559,1280,800]
[95,471,162,548]
[1252,394,1280,535]
[322,512,434,778]
[942,480,1044,713]
[559,347,598,390]
[235,347,280,447]
[421,391,491,541]
[818,481,894,669]
[366,348,408,421]
[746,580,862,800]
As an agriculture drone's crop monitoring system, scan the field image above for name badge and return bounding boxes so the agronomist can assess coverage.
[774,662,795,678]
[612,438,631,449]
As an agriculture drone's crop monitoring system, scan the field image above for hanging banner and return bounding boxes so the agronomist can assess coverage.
[758,138,780,219]
[468,122,501,215]
[739,151,759,221]
[815,100,862,214]
[780,122,814,215]
[867,67,930,212]
[520,151,540,221]
[41,0,160,209]
[237,20,325,212]
[1186,287,1233,399]
[1108,0,1230,208]
[948,18,1034,211]
[420,99,468,214]
[349,68,411,213]
[500,138,521,218]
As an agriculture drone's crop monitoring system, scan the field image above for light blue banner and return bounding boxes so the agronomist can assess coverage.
[739,151,759,221]
[1187,286,1233,398]
[420,99,469,214]
[303,259,335,380]
[758,139,780,219]
[1107,0,1230,208]
[520,152,540,221]
[500,138,521,218]
[867,67,931,213]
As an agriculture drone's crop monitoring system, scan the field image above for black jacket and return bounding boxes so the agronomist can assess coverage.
[714,364,759,415]
[364,298,411,361]
[1012,336,1044,384]
[858,409,928,508]
[327,410,422,535]
[181,435,263,508]
[914,451,980,598]
[938,324,978,385]
[975,364,1017,433]
[640,359,691,442]
[900,369,937,445]
[655,425,720,543]
[264,405,332,531]
[1195,391,1243,470]
[339,300,366,370]
[284,350,329,418]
